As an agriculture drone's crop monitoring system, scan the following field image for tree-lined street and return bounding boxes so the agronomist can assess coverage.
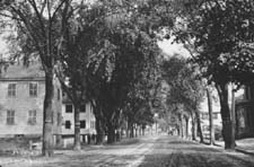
[4,134,254,167]
[1,0,254,166]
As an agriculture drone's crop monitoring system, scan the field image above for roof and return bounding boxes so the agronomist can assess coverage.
[0,63,45,81]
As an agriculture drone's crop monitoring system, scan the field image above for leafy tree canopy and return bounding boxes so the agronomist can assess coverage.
[161,55,204,128]
[175,0,254,87]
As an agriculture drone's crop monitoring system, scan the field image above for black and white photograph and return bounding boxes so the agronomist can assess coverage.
[0,0,254,166]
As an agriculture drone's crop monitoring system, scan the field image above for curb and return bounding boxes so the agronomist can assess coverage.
[235,148,254,156]
[183,137,254,156]
[210,142,254,156]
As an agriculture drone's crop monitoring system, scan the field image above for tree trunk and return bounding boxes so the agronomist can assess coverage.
[96,121,105,144]
[126,126,130,138]
[177,126,180,136]
[42,70,54,157]
[207,88,215,145]
[56,113,63,148]
[235,107,239,139]
[129,122,134,138]
[191,113,196,140]
[107,122,115,144]
[185,116,189,139]
[196,111,204,143]
[216,83,235,150]
[135,127,138,137]
[191,120,196,140]
[120,128,124,140]
[95,114,104,145]
[179,114,184,138]
[55,134,63,148]
[142,126,145,136]
[73,105,81,150]
[126,119,131,138]
[91,102,104,145]
[129,125,132,138]
[139,126,142,136]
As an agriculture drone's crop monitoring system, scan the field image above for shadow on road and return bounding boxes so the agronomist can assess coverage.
[138,136,254,167]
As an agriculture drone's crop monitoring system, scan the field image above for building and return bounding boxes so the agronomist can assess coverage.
[236,86,254,138]
[0,63,96,146]
[200,112,222,127]
[198,85,254,139]
[200,92,222,126]
[199,91,222,140]
[0,63,62,139]
[62,93,96,145]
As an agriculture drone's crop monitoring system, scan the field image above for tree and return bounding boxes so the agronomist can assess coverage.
[84,0,206,143]
[161,55,205,140]
[175,0,254,149]
[124,68,161,138]
[0,0,78,156]
[56,3,104,149]
[83,0,166,144]
[206,87,215,145]
[88,29,160,143]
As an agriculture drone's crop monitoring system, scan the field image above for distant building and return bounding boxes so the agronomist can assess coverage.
[200,112,222,127]
[62,92,96,145]
[200,92,222,126]
[236,86,254,138]
[199,91,222,139]
[0,63,62,140]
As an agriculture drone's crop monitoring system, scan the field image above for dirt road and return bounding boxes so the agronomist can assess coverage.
[3,135,254,167]
[139,136,254,167]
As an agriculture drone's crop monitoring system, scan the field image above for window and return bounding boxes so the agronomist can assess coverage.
[29,83,37,97]
[65,104,73,113]
[28,110,36,125]
[8,83,16,97]
[80,104,86,113]
[7,110,15,125]
[80,120,86,129]
[65,120,71,129]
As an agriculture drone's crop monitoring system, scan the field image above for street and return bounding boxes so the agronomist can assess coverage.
[4,135,254,167]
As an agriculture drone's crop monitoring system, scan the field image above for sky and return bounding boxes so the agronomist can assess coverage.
[157,38,190,58]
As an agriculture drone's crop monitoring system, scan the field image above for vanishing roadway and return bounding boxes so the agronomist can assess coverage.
[4,135,254,167]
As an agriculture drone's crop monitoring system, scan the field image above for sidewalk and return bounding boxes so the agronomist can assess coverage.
[215,138,254,155]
